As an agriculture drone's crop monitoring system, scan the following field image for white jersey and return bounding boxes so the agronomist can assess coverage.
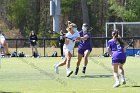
[63,31,80,54]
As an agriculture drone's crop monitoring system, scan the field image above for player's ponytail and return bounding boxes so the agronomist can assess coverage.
[112,30,125,46]
[117,36,125,46]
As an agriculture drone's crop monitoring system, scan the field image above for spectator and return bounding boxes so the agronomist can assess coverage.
[0,30,10,56]
[58,30,65,58]
[29,31,38,57]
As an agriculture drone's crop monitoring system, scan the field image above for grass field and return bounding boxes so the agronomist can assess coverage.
[0,57,139,93]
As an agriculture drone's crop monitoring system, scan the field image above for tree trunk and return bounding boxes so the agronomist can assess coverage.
[81,0,89,25]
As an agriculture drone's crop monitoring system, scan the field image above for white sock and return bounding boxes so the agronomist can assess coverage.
[66,68,70,72]
[121,75,125,81]
[114,72,119,83]
[119,69,125,82]
[55,64,59,67]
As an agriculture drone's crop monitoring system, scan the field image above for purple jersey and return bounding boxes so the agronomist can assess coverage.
[78,31,92,50]
[108,39,126,60]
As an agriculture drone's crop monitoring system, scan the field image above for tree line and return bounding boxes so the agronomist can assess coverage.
[0,0,140,46]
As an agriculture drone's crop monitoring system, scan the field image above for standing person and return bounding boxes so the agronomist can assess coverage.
[75,23,92,75]
[29,31,38,57]
[107,30,127,88]
[54,23,80,77]
[0,30,10,55]
[58,30,65,58]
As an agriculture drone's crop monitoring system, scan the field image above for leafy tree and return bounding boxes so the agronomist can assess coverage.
[7,0,30,33]
[108,0,137,22]
[126,0,140,21]
[81,0,89,24]
[60,0,82,29]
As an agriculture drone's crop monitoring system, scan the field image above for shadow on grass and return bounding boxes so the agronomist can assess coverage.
[71,75,113,79]
[132,85,140,87]
[120,85,140,88]
[71,74,113,79]
[0,91,21,93]
[80,74,113,79]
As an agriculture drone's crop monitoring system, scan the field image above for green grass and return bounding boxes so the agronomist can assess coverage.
[0,57,139,93]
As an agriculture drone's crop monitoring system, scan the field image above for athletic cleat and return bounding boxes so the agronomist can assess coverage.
[122,80,126,85]
[54,64,59,74]
[61,55,64,59]
[67,71,73,77]
[82,67,86,74]
[75,67,79,75]
[113,82,120,88]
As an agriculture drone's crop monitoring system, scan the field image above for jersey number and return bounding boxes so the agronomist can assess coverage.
[117,44,123,53]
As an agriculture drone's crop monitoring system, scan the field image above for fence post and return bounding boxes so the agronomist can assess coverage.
[43,38,46,57]
[16,39,18,53]
[132,38,135,56]
[102,39,104,54]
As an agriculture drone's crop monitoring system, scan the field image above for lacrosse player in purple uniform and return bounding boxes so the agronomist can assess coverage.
[75,23,92,75]
[107,30,127,88]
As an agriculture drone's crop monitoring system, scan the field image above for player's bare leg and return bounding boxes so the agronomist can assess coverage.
[113,64,120,88]
[119,64,126,85]
[66,52,73,77]
[54,57,67,74]
[75,53,82,75]
[82,50,90,74]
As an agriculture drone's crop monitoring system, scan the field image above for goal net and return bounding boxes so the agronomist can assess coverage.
[105,22,140,56]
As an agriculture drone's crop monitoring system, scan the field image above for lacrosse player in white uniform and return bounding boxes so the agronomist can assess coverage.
[54,23,80,77]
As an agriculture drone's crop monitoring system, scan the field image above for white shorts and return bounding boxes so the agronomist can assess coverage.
[63,48,73,55]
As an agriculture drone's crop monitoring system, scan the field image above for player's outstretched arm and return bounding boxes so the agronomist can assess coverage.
[107,47,112,56]
[80,35,89,40]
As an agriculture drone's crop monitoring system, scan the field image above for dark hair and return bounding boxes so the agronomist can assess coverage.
[112,30,125,45]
